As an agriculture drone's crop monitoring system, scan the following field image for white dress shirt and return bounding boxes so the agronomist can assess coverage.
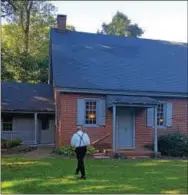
[71,130,90,147]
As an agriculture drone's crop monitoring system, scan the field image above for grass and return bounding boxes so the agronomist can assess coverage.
[1,156,188,194]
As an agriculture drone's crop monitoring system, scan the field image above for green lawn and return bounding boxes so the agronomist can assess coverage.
[1,156,188,194]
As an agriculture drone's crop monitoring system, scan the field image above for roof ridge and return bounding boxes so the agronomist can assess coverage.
[1,82,52,86]
[51,28,187,45]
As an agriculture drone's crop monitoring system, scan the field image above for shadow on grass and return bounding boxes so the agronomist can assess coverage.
[2,177,142,194]
[1,157,188,194]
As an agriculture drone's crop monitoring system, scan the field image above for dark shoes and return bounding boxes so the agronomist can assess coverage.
[75,169,79,175]
[75,169,86,180]
[80,176,86,180]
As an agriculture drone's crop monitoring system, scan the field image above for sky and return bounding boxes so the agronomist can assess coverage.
[52,1,187,43]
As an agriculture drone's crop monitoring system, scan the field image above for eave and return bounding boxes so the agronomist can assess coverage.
[55,87,188,98]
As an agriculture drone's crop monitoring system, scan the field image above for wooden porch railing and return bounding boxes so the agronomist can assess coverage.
[1,131,35,144]
[92,133,111,145]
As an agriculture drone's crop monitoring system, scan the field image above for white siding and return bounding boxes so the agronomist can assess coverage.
[2,116,55,145]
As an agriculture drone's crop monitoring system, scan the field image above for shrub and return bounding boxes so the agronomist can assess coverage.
[54,145,96,156]
[11,145,37,153]
[158,132,188,157]
[1,139,8,149]
[1,138,22,149]
[7,138,22,148]
[87,145,96,155]
[144,132,188,157]
[54,145,75,156]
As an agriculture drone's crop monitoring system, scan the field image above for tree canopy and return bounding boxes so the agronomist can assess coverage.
[98,11,144,37]
[1,0,75,83]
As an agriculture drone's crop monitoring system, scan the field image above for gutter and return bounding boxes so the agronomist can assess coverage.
[55,87,188,98]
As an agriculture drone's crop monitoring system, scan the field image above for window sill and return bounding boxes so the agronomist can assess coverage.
[83,124,99,128]
[157,126,167,129]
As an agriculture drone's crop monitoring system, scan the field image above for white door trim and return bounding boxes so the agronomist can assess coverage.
[116,108,135,149]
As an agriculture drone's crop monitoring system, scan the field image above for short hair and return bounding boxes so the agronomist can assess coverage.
[76,125,83,129]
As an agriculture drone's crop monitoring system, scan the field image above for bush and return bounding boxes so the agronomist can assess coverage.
[54,145,96,156]
[54,145,75,156]
[144,132,188,157]
[158,132,188,157]
[87,145,96,155]
[1,138,22,149]
[7,138,22,148]
[1,139,8,149]
[10,145,37,153]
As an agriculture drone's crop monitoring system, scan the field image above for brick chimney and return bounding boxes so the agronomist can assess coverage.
[57,14,67,31]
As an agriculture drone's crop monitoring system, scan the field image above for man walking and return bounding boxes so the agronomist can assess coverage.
[71,125,90,179]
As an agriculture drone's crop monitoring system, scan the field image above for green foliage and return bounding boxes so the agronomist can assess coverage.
[99,11,144,37]
[1,139,8,149]
[54,145,96,156]
[7,138,22,148]
[67,25,76,31]
[1,1,75,83]
[1,138,22,149]
[145,132,188,157]
[1,1,56,83]
[54,145,76,156]
[86,145,96,155]
[158,132,188,157]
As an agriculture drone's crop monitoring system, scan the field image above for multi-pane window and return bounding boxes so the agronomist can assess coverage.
[41,116,49,130]
[2,116,13,131]
[85,100,97,125]
[157,104,165,126]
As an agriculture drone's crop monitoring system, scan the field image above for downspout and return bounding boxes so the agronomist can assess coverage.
[154,106,158,155]
[112,104,116,152]
[34,113,38,144]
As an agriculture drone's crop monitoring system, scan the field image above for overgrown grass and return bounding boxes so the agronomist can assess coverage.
[1,156,188,194]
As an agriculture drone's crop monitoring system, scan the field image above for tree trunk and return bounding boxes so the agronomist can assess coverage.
[25,1,33,55]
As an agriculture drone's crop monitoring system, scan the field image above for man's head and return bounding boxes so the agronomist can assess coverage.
[76,125,83,131]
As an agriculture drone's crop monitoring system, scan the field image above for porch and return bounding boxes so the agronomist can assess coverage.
[1,112,55,145]
[107,95,159,155]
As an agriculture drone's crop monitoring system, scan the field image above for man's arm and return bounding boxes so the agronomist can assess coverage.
[71,134,76,147]
[85,133,90,146]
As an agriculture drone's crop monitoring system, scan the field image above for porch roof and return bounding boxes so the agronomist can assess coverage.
[1,82,55,112]
[107,95,159,108]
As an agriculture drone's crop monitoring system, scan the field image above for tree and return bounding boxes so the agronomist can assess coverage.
[99,11,144,37]
[1,0,75,83]
[67,25,76,31]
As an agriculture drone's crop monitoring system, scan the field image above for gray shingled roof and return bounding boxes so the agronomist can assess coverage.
[51,28,188,94]
[107,95,159,107]
[1,82,55,112]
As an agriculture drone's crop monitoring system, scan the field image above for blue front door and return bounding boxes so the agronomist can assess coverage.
[116,108,134,149]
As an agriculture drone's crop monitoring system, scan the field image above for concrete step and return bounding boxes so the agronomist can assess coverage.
[93,155,110,159]
[92,153,110,159]
[127,156,151,159]
[104,149,153,158]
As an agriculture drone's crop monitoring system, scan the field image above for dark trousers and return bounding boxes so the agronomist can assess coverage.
[75,146,87,177]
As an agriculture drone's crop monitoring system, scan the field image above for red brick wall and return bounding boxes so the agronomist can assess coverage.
[135,108,153,150]
[55,91,188,150]
[135,97,188,150]
[55,92,112,148]
[156,98,188,135]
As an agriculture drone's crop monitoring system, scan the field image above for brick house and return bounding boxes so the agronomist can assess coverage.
[1,15,187,156]
[50,15,188,155]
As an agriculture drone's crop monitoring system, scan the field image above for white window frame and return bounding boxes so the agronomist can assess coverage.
[83,98,99,127]
[157,103,167,128]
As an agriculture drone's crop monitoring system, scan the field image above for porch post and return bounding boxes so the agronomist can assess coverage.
[154,106,158,153]
[34,113,38,144]
[112,104,116,152]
